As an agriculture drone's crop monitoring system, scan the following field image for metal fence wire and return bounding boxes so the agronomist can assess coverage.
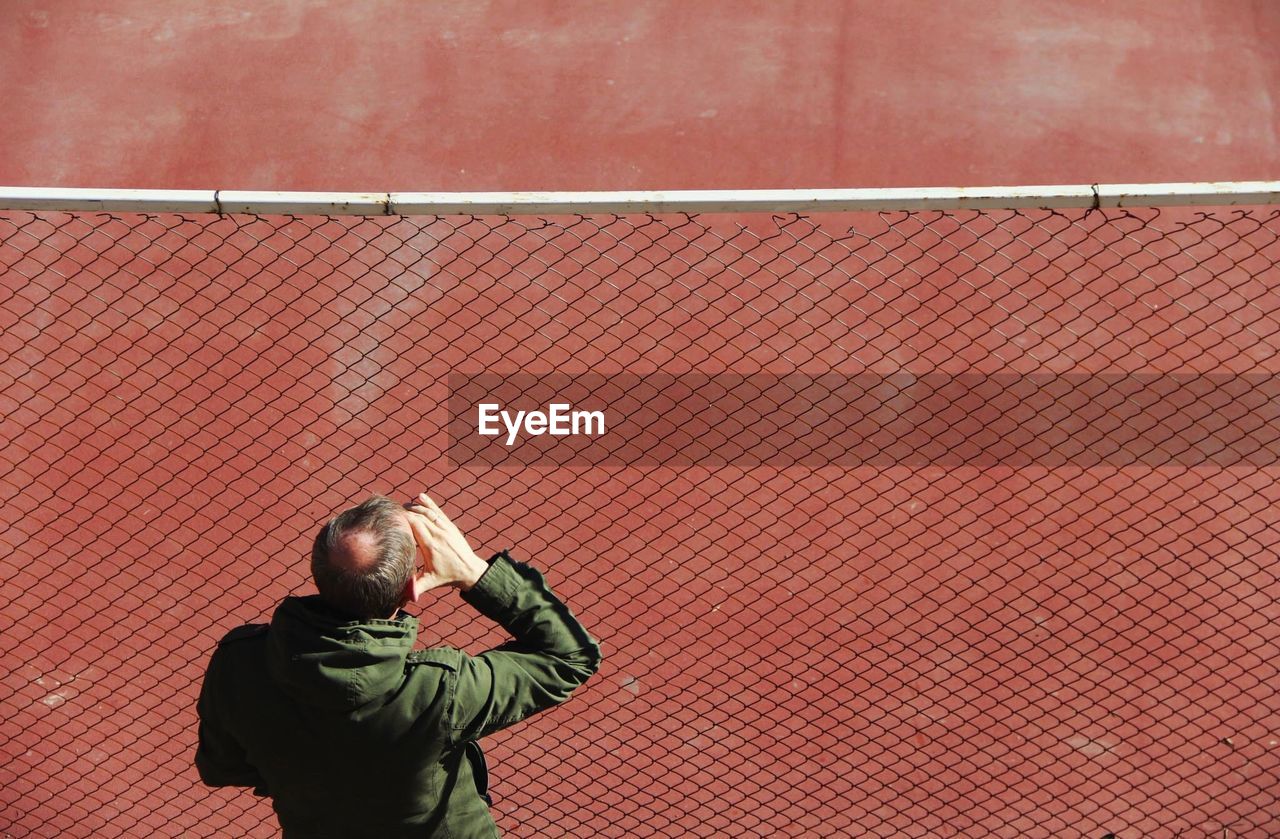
[1,205,1279,838]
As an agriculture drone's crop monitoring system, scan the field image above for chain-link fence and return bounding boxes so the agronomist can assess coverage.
[1,203,1278,838]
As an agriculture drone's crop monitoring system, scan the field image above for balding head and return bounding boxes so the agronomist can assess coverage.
[311,496,416,619]
[332,528,384,572]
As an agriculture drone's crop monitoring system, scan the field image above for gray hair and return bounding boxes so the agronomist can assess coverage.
[311,495,416,619]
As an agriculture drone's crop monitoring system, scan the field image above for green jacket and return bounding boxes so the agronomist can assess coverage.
[195,551,602,838]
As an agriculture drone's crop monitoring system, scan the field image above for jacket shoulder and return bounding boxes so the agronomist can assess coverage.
[216,623,268,646]
[407,647,463,671]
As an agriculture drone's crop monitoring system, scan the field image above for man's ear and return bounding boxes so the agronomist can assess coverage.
[404,572,430,606]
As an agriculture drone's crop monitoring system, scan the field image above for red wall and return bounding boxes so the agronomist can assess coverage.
[2,0,1277,191]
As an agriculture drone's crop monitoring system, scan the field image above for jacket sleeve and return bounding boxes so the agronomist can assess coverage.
[445,550,603,745]
[195,644,268,790]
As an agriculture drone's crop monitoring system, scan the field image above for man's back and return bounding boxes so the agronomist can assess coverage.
[197,550,602,839]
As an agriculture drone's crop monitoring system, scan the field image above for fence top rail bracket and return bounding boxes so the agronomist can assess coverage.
[0,182,1277,216]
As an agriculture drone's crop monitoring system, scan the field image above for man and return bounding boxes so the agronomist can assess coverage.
[195,493,602,838]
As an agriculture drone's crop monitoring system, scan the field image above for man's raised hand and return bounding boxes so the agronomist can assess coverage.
[403,493,488,596]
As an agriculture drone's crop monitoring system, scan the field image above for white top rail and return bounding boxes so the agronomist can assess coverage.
[0,182,1278,216]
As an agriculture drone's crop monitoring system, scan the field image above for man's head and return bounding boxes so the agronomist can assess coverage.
[311,495,417,620]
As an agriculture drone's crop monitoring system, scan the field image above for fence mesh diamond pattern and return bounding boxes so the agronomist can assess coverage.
[1,206,1279,837]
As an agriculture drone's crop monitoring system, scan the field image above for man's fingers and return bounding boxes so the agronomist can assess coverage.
[402,511,439,562]
[407,495,438,512]
[409,497,445,522]
[404,509,432,535]
[418,494,445,516]
[406,505,447,534]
